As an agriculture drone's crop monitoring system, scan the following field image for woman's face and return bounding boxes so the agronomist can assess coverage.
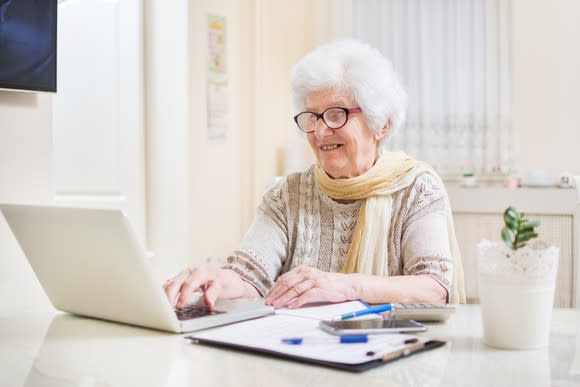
[305,89,387,179]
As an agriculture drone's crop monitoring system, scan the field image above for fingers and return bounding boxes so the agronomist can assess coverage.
[265,267,356,309]
[269,278,315,308]
[163,268,194,307]
[265,267,303,305]
[266,273,306,305]
[175,268,216,308]
[265,266,318,308]
[203,280,222,309]
[286,287,323,309]
[163,266,219,309]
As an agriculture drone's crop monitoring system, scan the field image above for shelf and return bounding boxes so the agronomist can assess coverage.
[446,184,578,214]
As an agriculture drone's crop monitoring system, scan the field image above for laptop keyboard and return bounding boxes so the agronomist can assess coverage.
[174,305,226,321]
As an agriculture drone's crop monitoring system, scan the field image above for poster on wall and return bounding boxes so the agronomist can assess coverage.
[207,14,228,141]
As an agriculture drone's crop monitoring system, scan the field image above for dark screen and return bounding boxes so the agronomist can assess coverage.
[0,0,57,92]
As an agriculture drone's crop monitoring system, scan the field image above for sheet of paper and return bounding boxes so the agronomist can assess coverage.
[190,314,415,365]
[275,300,372,320]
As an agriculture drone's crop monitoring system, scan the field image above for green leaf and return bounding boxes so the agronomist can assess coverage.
[501,227,515,250]
[503,208,519,230]
[524,220,541,227]
[504,214,518,229]
[520,220,540,233]
[518,231,538,243]
[501,206,540,250]
[504,207,518,222]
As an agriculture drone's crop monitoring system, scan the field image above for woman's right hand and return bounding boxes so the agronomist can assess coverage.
[163,265,259,309]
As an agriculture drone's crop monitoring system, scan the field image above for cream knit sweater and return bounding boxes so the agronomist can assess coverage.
[224,165,454,298]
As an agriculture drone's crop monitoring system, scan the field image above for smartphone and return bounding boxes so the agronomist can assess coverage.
[319,319,426,335]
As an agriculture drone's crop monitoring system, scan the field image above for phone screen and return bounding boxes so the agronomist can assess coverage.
[319,319,426,335]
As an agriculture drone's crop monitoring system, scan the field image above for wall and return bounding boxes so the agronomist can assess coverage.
[251,0,318,207]
[0,0,257,312]
[0,94,53,203]
[144,0,192,278]
[144,0,259,278]
[188,0,255,263]
[0,0,145,313]
[512,0,580,181]
[145,0,320,278]
[0,92,54,313]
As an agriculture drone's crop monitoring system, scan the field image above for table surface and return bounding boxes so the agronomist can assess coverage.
[1,305,579,387]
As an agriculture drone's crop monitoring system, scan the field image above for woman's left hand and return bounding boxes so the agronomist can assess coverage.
[264,265,360,308]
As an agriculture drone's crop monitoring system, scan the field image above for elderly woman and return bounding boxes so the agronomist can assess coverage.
[164,40,465,310]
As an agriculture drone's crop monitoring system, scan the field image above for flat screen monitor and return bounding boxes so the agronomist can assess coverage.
[0,0,57,92]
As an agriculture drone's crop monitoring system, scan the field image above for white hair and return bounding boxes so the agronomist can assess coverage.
[290,39,408,154]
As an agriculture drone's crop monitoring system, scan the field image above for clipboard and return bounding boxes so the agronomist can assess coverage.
[186,334,446,372]
[184,303,447,373]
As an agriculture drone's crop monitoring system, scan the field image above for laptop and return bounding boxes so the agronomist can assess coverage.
[0,204,274,333]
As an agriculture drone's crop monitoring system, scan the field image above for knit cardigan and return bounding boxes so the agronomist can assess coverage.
[224,165,454,299]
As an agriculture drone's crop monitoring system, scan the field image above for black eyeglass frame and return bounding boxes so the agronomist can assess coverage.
[293,107,363,133]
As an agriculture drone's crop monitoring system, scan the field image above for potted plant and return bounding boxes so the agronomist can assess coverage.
[477,206,559,349]
[460,172,478,188]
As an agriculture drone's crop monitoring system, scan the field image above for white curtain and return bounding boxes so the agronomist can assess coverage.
[319,0,515,176]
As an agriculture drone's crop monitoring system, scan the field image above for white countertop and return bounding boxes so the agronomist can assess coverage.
[1,305,579,387]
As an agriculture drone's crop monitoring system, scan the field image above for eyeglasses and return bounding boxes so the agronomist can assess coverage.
[293,107,362,133]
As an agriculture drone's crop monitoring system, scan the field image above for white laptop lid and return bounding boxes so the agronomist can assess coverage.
[0,204,273,333]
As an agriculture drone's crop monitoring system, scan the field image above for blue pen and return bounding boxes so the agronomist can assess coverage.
[282,335,368,345]
[339,303,393,320]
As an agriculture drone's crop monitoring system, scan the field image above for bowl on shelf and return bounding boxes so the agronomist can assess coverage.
[525,170,553,188]
[460,173,478,188]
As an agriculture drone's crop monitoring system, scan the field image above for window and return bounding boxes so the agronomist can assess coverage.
[320,0,514,177]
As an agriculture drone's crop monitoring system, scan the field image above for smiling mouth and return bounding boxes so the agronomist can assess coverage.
[319,144,343,151]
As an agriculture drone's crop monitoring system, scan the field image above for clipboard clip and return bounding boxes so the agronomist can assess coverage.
[381,339,446,362]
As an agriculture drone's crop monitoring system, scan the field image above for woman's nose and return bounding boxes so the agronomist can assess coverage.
[313,118,332,137]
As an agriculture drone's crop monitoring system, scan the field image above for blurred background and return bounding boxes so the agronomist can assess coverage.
[1,0,579,313]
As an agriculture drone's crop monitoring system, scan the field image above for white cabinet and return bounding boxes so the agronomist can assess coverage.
[448,185,579,307]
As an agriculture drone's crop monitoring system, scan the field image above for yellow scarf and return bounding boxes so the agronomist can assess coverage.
[315,151,466,304]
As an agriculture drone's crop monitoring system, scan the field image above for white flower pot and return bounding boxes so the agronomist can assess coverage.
[460,175,478,188]
[477,240,559,350]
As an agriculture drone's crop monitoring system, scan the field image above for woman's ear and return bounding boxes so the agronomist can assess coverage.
[374,117,391,141]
